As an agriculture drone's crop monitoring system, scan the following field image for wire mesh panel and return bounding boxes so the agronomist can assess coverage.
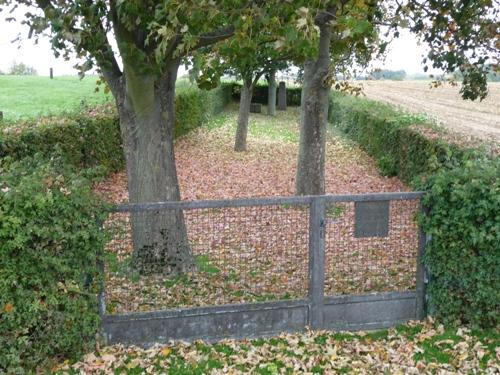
[324,199,420,296]
[103,203,309,314]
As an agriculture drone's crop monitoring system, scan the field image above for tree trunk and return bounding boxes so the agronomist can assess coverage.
[267,69,277,116]
[118,61,195,275]
[234,77,253,151]
[295,22,332,196]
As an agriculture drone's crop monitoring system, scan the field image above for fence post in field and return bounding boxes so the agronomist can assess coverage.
[50,68,53,79]
[415,201,429,320]
[277,81,287,110]
[308,196,326,329]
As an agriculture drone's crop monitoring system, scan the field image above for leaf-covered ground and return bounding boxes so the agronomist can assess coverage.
[96,105,418,314]
[55,319,499,374]
[78,106,500,374]
[95,104,407,204]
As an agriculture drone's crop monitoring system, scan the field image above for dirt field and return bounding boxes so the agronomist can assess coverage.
[361,80,500,142]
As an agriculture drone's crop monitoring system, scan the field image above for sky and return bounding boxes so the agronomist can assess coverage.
[0,6,433,78]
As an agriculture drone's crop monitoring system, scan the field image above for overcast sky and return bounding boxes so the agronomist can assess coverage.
[0,7,433,77]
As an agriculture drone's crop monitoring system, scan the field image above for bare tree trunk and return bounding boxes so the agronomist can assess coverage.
[295,22,332,196]
[267,69,277,116]
[118,61,195,274]
[234,77,253,151]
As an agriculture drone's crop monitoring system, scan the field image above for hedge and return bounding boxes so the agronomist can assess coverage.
[0,156,106,373]
[0,82,233,373]
[0,82,233,171]
[330,92,499,328]
[328,93,483,185]
[175,82,233,137]
[420,159,499,328]
[231,82,302,107]
[0,105,123,173]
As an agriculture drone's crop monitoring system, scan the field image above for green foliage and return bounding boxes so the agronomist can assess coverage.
[0,81,232,372]
[398,1,498,100]
[421,160,500,328]
[0,106,123,174]
[0,156,107,373]
[329,93,478,185]
[331,92,499,327]
[175,83,233,138]
[231,82,302,107]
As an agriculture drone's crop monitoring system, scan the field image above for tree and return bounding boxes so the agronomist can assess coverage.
[295,1,382,195]
[295,0,499,195]
[192,10,304,151]
[265,68,277,116]
[0,0,285,274]
[8,61,37,75]
[400,1,499,101]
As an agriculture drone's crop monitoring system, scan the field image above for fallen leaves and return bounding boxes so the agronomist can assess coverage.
[54,319,500,374]
[95,106,418,313]
[94,105,408,204]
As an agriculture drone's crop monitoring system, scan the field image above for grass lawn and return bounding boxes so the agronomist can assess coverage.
[0,75,111,121]
[54,319,499,374]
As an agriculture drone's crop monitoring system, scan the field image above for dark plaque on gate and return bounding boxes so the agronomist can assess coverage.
[354,200,389,238]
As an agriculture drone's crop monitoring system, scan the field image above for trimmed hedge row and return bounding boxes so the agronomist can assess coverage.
[328,93,481,185]
[330,92,499,328]
[175,82,233,137]
[231,82,302,107]
[0,83,233,373]
[0,106,123,173]
[0,82,233,170]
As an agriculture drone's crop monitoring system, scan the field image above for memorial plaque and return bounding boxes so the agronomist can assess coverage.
[354,200,390,237]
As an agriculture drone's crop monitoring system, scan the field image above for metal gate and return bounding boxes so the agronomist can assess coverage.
[99,191,427,346]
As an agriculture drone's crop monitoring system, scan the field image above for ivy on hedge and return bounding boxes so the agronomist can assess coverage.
[330,92,499,328]
[0,82,233,373]
[421,159,499,328]
[0,156,107,373]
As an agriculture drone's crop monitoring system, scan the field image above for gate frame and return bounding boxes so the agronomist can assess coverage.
[100,191,427,346]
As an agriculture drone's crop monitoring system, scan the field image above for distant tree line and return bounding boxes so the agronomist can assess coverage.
[5,61,38,76]
[368,69,407,80]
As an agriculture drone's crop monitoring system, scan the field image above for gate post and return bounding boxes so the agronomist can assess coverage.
[416,201,429,320]
[308,197,326,329]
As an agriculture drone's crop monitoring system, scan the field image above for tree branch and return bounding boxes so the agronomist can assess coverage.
[191,26,236,52]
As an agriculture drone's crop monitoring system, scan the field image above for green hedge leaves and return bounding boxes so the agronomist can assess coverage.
[0,83,233,373]
[231,82,302,107]
[421,159,500,327]
[0,157,106,373]
[330,92,499,328]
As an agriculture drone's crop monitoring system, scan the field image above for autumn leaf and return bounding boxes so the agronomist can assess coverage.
[160,347,171,356]
[3,303,14,314]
